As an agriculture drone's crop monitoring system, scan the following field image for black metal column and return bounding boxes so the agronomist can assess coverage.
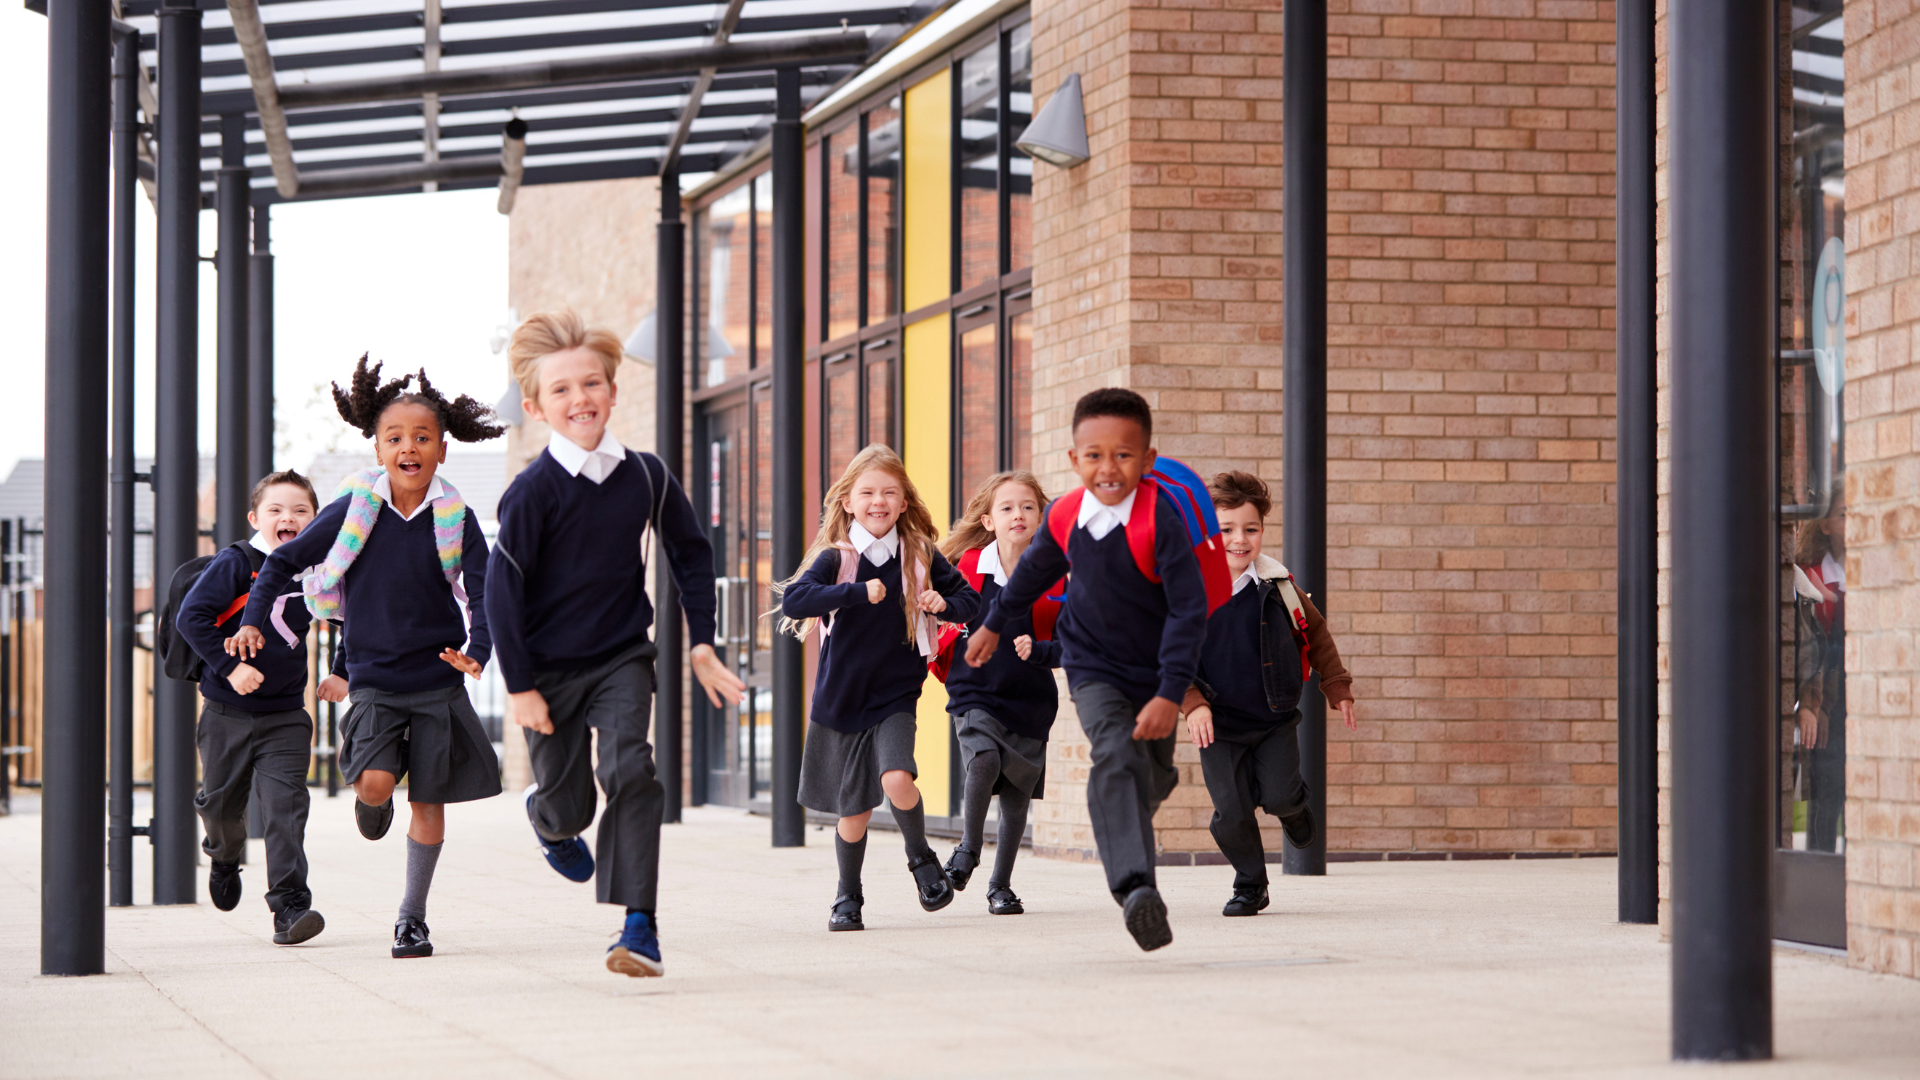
[769,66,805,848]
[248,205,275,481]
[1615,0,1658,926]
[656,173,685,823]
[42,0,113,976]
[216,116,250,546]
[1669,0,1774,1059]
[109,22,141,911]
[153,0,204,906]
[1282,0,1328,878]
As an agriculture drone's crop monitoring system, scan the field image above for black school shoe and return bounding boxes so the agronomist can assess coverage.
[1222,885,1270,917]
[355,797,394,841]
[942,847,979,891]
[1280,805,1316,850]
[828,893,865,932]
[908,854,955,912]
[273,906,326,945]
[986,883,1024,915]
[392,916,433,958]
[1122,886,1173,952]
[208,860,242,912]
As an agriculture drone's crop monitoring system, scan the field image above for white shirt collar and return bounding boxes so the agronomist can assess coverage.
[1077,487,1137,542]
[248,532,274,555]
[975,540,1010,586]
[371,473,446,521]
[848,522,899,566]
[547,429,626,485]
[1821,551,1846,592]
[1231,564,1260,595]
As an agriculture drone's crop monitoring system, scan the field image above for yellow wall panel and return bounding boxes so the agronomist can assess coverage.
[903,69,951,313]
[904,312,951,813]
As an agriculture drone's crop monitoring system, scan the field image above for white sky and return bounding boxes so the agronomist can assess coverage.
[0,7,510,483]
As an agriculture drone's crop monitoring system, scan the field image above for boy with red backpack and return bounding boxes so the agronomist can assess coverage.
[1181,472,1354,918]
[964,388,1217,952]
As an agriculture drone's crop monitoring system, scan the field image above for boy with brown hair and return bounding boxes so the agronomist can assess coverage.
[1183,471,1354,916]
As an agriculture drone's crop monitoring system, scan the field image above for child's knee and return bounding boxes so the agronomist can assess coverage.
[880,770,918,804]
[354,771,396,804]
[968,749,1002,775]
[837,812,871,842]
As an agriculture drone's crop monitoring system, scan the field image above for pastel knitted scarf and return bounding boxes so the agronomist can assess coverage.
[302,467,468,622]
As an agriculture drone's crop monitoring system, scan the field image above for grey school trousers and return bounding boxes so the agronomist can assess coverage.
[194,701,314,913]
[1197,716,1309,890]
[524,640,663,912]
[1069,680,1180,903]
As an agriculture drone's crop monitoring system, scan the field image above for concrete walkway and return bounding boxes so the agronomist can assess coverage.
[1,790,1916,1079]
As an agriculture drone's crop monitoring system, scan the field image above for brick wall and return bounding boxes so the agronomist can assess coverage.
[1842,0,1920,979]
[1028,0,1621,858]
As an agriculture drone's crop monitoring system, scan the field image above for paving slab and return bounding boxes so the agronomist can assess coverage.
[2,791,1917,1078]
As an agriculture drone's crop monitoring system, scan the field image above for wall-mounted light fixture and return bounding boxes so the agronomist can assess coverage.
[1015,72,1089,168]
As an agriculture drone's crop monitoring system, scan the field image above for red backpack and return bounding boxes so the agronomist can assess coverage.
[928,546,1065,682]
[1043,457,1234,616]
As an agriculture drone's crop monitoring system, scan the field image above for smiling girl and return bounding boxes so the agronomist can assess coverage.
[935,472,1064,915]
[233,357,504,960]
[776,445,980,931]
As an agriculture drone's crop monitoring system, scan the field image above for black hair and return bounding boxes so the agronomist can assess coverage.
[249,469,319,514]
[1071,387,1153,441]
[331,354,506,443]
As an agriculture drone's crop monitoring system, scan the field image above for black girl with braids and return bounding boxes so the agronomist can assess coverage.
[230,354,502,962]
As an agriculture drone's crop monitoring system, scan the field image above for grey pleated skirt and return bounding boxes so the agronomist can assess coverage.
[798,711,918,817]
[953,707,1048,800]
[339,685,502,804]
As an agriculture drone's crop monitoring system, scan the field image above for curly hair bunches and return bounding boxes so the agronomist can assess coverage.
[331,354,507,443]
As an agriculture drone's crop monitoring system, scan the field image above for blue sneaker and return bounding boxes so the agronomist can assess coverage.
[524,784,593,882]
[606,910,663,977]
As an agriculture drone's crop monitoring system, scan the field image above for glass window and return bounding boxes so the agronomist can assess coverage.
[958,43,1001,292]
[864,348,896,450]
[959,320,998,496]
[827,130,860,342]
[704,183,752,387]
[1007,24,1033,274]
[1009,308,1033,471]
[753,171,773,369]
[866,101,903,322]
[825,353,859,481]
[754,388,773,654]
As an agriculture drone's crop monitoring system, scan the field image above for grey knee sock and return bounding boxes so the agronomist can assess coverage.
[398,837,442,922]
[991,789,1030,887]
[835,833,867,897]
[889,796,935,863]
[959,751,999,857]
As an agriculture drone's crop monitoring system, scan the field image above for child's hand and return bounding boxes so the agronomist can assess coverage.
[964,627,1001,667]
[1013,634,1033,660]
[508,689,553,734]
[1133,697,1179,741]
[866,579,887,604]
[227,625,265,659]
[225,662,264,696]
[1185,704,1215,749]
[316,674,349,703]
[916,589,947,614]
[691,643,747,707]
[1337,699,1357,732]
[440,649,483,679]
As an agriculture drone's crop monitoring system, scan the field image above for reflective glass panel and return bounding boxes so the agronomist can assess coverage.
[704,183,753,387]
[1009,309,1033,471]
[866,101,903,322]
[754,388,773,655]
[1007,24,1033,274]
[827,130,861,342]
[826,355,859,480]
[865,352,896,450]
[960,320,998,497]
[753,171,773,370]
[959,43,1001,291]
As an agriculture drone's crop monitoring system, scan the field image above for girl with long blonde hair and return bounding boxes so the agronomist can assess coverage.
[776,445,980,931]
[934,471,1064,914]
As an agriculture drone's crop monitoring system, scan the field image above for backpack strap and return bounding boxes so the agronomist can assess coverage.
[957,547,985,593]
[1121,478,1162,584]
[213,542,266,627]
[1274,574,1313,680]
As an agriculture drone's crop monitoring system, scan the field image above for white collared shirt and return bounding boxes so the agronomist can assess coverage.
[371,473,446,522]
[1231,564,1261,596]
[975,540,1011,585]
[248,531,274,556]
[548,429,626,485]
[1077,487,1137,542]
[849,522,900,567]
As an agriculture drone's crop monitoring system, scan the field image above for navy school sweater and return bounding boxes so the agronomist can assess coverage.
[179,542,339,713]
[241,494,491,694]
[945,572,1061,740]
[780,545,980,734]
[485,450,719,694]
[984,491,1209,708]
[1196,582,1305,735]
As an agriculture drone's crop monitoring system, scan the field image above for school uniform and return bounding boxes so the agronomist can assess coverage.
[179,533,335,914]
[485,431,719,913]
[243,475,500,805]
[1190,554,1353,890]
[945,542,1060,801]
[782,525,980,817]
[986,487,1209,902]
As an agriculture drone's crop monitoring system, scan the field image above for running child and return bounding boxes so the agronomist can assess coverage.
[776,445,981,932]
[937,471,1063,915]
[486,310,745,978]
[1181,471,1354,916]
[231,357,503,960]
[178,470,338,945]
[964,388,1208,952]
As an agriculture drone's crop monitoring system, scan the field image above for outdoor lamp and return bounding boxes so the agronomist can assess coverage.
[1015,73,1090,168]
[625,311,657,364]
